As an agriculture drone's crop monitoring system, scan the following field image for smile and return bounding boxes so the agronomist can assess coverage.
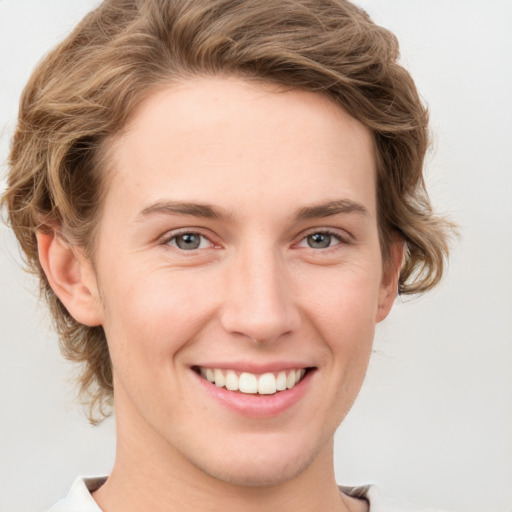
[196,367,307,395]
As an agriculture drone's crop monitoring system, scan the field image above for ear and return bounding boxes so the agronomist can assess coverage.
[376,237,404,323]
[36,230,102,326]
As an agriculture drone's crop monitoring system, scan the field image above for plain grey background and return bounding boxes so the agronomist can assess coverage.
[1,1,511,511]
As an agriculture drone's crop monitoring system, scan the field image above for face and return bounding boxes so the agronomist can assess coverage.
[86,77,398,486]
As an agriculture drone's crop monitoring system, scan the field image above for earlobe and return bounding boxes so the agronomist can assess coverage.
[36,230,102,326]
[376,238,404,323]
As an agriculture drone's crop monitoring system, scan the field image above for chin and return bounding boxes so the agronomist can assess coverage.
[199,455,312,488]
[186,434,328,488]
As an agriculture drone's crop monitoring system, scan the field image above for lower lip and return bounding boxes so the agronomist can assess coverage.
[193,370,314,418]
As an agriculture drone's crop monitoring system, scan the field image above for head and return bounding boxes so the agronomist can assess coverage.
[4,0,450,458]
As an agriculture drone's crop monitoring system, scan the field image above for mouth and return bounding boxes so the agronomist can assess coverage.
[193,366,311,395]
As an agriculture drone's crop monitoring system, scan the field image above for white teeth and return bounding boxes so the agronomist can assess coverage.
[198,367,307,395]
[225,370,239,391]
[239,372,258,393]
[258,373,277,395]
[276,371,287,391]
[286,371,296,389]
[214,368,225,387]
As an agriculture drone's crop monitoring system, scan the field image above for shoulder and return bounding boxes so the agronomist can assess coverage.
[340,484,450,512]
[47,477,106,512]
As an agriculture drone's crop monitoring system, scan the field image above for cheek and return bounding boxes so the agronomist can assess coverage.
[98,265,220,373]
[298,263,381,388]
[300,262,382,339]
[295,269,379,436]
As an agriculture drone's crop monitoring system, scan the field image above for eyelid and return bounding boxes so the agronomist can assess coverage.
[295,227,352,249]
[159,228,219,250]
[157,226,352,251]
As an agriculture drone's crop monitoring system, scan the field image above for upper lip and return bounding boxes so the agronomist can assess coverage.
[192,361,314,374]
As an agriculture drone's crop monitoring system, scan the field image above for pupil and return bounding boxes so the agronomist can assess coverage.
[177,233,200,250]
[308,233,331,249]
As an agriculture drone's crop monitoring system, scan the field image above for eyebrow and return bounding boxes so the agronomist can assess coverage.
[137,200,232,220]
[137,198,369,222]
[294,199,369,221]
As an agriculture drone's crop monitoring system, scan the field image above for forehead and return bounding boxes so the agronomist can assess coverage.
[102,77,377,222]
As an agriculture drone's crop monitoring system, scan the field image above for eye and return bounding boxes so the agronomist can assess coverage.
[298,231,343,249]
[166,232,212,251]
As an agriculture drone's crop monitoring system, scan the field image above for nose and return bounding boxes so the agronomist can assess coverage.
[219,243,301,344]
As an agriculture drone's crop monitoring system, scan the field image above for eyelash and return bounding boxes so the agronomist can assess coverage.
[162,230,215,251]
[160,228,350,253]
[296,229,348,251]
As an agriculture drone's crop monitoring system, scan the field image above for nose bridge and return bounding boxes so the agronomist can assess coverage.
[220,238,300,343]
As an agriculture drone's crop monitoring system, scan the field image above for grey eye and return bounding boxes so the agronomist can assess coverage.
[307,232,332,249]
[174,233,202,250]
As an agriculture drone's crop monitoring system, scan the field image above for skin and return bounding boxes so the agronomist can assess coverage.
[38,77,402,512]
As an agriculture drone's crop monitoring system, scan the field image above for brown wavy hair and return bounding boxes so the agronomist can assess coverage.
[2,0,453,422]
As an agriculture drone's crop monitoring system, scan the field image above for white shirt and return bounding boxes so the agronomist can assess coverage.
[48,476,446,512]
